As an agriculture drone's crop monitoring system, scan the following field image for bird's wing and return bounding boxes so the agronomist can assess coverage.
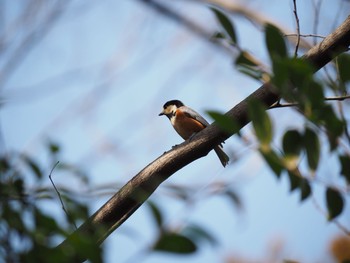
[181,106,210,127]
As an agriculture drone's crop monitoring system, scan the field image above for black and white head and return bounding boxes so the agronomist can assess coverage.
[158,100,184,119]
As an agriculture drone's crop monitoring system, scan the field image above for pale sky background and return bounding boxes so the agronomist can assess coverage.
[1,0,350,262]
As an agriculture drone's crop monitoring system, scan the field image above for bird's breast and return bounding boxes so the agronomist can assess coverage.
[171,110,206,140]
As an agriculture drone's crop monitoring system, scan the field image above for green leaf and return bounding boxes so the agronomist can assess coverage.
[235,51,267,81]
[265,24,287,60]
[0,157,10,173]
[314,105,344,150]
[337,54,350,84]
[34,208,60,236]
[304,128,320,171]
[282,130,303,156]
[48,141,60,154]
[147,201,163,227]
[207,110,239,134]
[339,155,350,184]
[303,81,325,109]
[211,31,226,40]
[326,187,344,220]
[248,100,273,145]
[288,171,300,192]
[210,7,237,44]
[182,224,218,246]
[300,178,311,201]
[153,232,197,254]
[236,51,259,67]
[22,155,42,179]
[260,148,284,177]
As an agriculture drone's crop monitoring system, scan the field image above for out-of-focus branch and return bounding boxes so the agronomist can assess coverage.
[55,15,350,262]
[138,0,269,77]
[138,0,232,53]
[0,1,69,91]
[193,0,313,49]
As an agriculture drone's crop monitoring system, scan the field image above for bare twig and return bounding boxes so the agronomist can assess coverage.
[49,161,78,230]
[285,33,325,39]
[194,0,312,49]
[269,95,350,109]
[292,0,301,57]
[0,1,69,91]
[311,0,322,45]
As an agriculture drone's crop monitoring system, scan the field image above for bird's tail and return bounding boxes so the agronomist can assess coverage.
[214,146,229,167]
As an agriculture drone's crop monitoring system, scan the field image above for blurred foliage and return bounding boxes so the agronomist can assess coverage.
[0,143,102,262]
[147,201,217,255]
[210,9,349,222]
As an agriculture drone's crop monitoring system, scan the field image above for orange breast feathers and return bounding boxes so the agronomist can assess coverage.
[172,109,206,140]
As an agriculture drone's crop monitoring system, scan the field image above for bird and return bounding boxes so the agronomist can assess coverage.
[159,99,229,167]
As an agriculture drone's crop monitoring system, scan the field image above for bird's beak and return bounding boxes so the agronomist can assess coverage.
[158,110,164,116]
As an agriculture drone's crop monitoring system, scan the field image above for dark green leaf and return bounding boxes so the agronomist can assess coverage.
[303,81,325,109]
[323,106,344,137]
[282,130,303,156]
[22,155,42,179]
[0,157,10,173]
[288,171,300,192]
[300,178,311,201]
[235,51,265,81]
[182,224,218,246]
[207,111,239,134]
[326,187,344,220]
[265,24,287,60]
[68,232,103,263]
[272,58,316,101]
[147,201,163,227]
[288,58,314,87]
[153,232,197,254]
[260,148,284,177]
[339,155,350,184]
[49,142,60,154]
[304,128,320,171]
[210,7,237,44]
[237,67,265,81]
[13,178,25,195]
[34,208,60,235]
[236,51,259,67]
[211,31,226,40]
[270,58,289,90]
[248,100,273,145]
[337,54,350,84]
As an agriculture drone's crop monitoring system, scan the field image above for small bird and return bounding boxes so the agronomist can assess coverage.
[159,100,229,167]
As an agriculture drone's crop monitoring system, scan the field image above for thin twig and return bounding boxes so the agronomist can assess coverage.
[311,0,322,45]
[49,161,78,230]
[325,95,350,101]
[292,0,301,57]
[269,94,350,109]
[285,33,325,39]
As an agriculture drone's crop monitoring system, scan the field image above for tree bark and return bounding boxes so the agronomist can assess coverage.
[55,15,350,261]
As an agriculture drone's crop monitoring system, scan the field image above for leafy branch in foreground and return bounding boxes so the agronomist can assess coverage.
[211,11,350,224]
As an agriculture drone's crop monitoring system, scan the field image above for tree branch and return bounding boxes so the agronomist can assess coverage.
[55,15,350,262]
[269,95,350,109]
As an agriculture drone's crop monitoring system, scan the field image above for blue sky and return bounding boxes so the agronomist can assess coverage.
[1,0,350,262]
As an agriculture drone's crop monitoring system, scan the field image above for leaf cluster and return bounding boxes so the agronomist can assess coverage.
[210,9,349,221]
[0,142,100,262]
